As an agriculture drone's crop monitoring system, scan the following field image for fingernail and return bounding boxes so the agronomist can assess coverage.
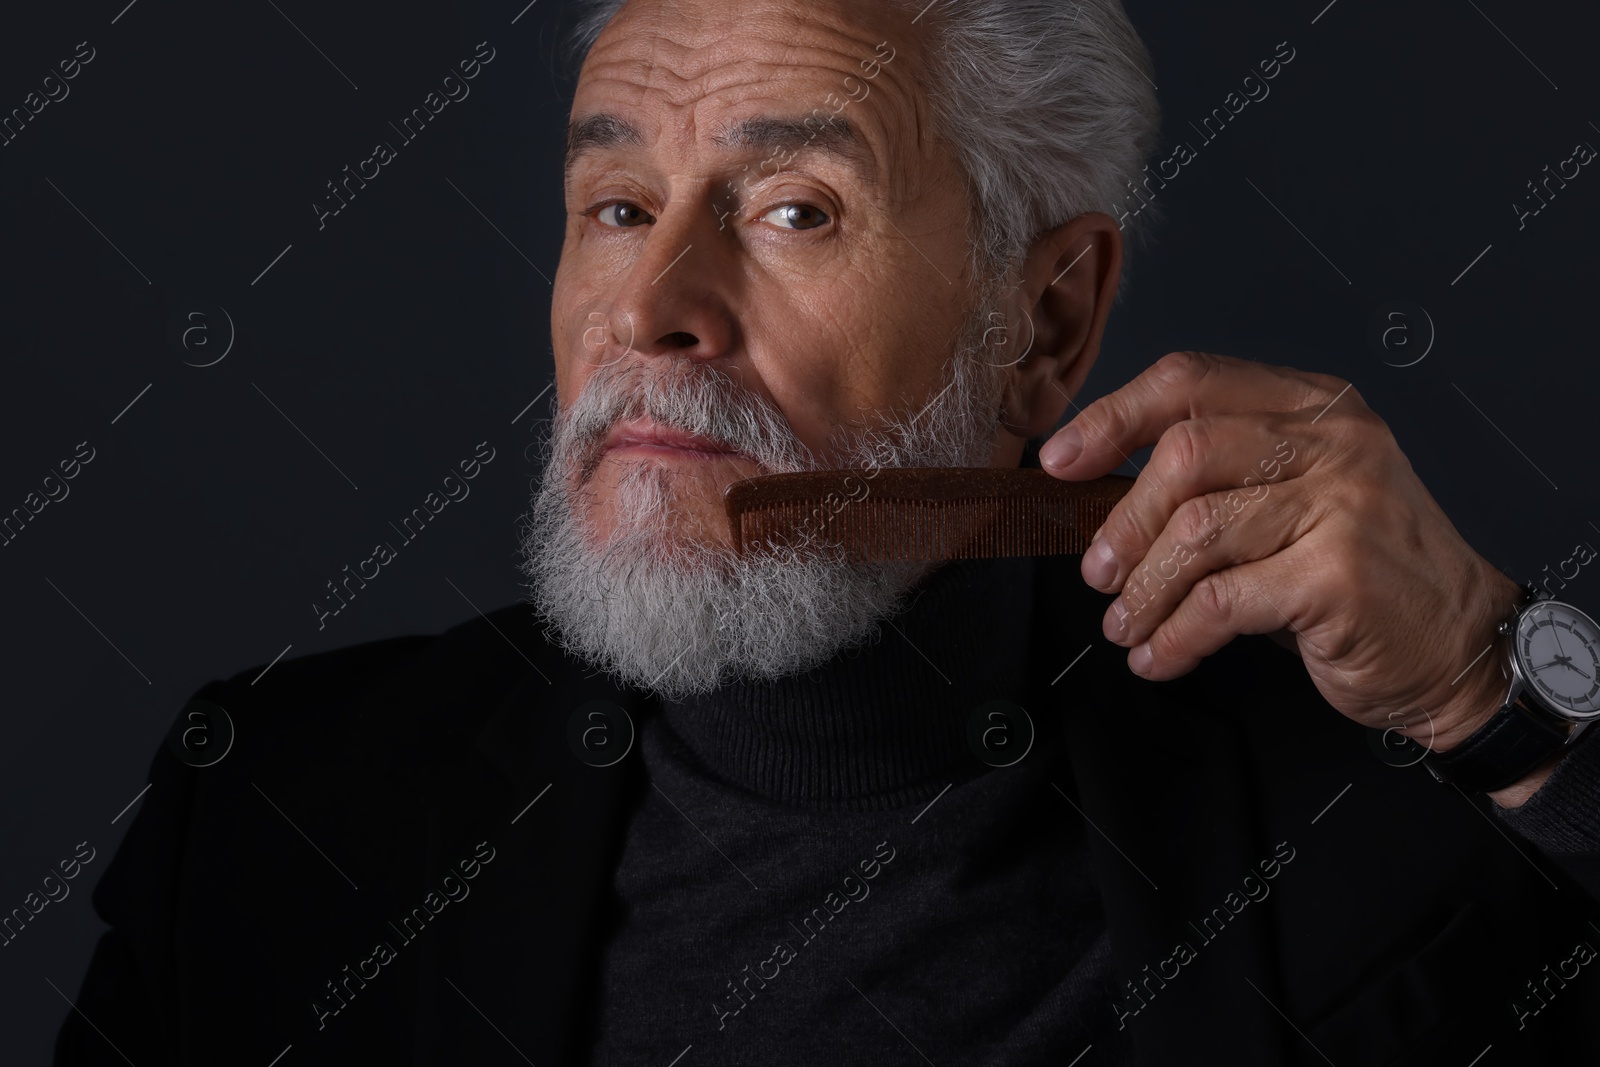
[1082,537,1117,591]
[1129,642,1153,675]
[1040,426,1083,470]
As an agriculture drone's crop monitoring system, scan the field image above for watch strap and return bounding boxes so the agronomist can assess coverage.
[1425,692,1571,793]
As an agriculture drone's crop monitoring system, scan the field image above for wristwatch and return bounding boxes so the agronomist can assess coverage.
[1423,584,1600,793]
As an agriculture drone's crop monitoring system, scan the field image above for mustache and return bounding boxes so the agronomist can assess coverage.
[553,359,816,482]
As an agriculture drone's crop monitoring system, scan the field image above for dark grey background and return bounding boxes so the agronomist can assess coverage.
[1,0,1595,1060]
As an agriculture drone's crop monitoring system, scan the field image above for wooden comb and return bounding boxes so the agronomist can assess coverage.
[723,467,1135,563]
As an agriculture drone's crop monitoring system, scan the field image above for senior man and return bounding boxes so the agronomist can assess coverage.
[58,0,1600,1064]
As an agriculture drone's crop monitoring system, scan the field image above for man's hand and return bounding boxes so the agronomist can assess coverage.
[1038,351,1526,774]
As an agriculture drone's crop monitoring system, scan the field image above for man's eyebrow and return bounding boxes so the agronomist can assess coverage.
[563,111,879,187]
[565,112,645,181]
[710,116,878,186]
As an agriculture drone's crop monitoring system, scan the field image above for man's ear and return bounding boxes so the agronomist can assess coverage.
[996,212,1123,439]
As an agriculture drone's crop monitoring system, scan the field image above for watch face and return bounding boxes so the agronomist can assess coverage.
[1514,600,1600,718]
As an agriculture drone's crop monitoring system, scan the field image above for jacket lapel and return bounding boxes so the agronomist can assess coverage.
[1029,554,1293,1064]
[409,612,651,1065]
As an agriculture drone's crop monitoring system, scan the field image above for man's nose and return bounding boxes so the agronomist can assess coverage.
[600,209,737,366]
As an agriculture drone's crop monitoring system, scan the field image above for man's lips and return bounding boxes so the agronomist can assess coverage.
[601,418,752,461]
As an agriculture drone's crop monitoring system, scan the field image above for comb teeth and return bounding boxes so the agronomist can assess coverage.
[723,467,1135,563]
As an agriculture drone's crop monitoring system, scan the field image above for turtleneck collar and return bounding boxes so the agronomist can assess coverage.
[650,553,1037,811]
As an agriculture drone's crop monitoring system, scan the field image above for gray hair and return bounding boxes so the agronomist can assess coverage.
[563,0,1162,288]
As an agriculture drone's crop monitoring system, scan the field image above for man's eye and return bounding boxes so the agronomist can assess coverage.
[594,202,655,228]
[762,204,831,231]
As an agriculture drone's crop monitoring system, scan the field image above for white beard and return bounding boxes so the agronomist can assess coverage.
[517,287,1013,701]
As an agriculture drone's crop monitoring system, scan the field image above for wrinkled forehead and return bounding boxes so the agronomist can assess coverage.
[579,0,921,83]
[570,0,938,207]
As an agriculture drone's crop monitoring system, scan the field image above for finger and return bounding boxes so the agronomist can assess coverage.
[1040,351,1352,479]
[1081,415,1307,593]
[1122,549,1319,681]
[1102,477,1323,650]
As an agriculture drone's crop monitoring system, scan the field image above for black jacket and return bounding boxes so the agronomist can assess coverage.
[55,554,1600,1065]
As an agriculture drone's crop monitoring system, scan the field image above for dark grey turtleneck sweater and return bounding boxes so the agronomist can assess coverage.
[584,554,1134,1064]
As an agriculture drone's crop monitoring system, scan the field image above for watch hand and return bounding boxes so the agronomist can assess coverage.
[1549,612,1569,659]
[1562,661,1593,680]
[1530,659,1564,672]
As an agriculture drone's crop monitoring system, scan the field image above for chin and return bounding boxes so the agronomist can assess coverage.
[580,464,737,569]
